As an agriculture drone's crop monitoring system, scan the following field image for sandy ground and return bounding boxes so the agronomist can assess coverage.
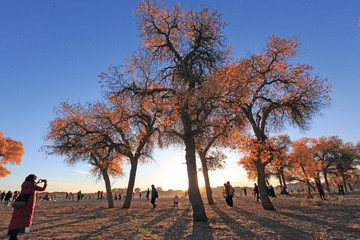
[1,192,359,239]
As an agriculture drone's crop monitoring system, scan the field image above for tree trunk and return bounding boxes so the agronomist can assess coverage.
[183,115,207,222]
[341,172,348,192]
[123,158,138,209]
[277,172,283,187]
[306,179,312,194]
[322,168,330,192]
[348,182,353,191]
[256,161,275,210]
[200,154,214,205]
[102,170,114,208]
[281,171,287,189]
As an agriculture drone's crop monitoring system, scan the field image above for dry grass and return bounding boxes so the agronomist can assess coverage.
[1,192,359,239]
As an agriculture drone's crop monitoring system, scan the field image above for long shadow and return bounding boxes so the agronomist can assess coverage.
[188,220,214,240]
[210,205,257,239]
[276,210,360,238]
[232,206,313,239]
[163,204,192,240]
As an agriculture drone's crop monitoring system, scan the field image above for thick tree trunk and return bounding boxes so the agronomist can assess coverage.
[183,115,207,221]
[123,159,138,209]
[200,154,214,205]
[306,179,312,194]
[256,161,275,210]
[348,182,353,191]
[102,170,114,208]
[322,168,330,192]
[341,173,348,192]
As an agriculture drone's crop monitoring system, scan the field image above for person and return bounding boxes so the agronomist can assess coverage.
[1,191,5,201]
[253,183,260,202]
[224,181,234,207]
[337,183,345,195]
[114,192,118,200]
[173,195,180,206]
[268,185,276,198]
[77,190,82,201]
[315,179,326,200]
[146,188,150,200]
[243,187,247,196]
[151,185,158,209]
[7,174,47,240]
[4,191,12,206]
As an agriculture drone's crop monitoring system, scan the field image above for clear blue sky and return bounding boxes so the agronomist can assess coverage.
[1,0,359,193]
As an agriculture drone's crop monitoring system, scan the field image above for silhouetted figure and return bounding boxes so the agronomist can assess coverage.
[146,188,150,200]
[315,179,326,200]
[253,183,260,202]
[267,185,276,198]
[1,191,5,201]
[4,191,12,206]
[151,185,158,208]
[243,188,247,196]
[224,181,234,207]
[337,183,345,195]
[77,190,82,201]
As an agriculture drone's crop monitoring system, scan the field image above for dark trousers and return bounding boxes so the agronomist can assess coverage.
[225,195,233,207]
[151,197,156,208]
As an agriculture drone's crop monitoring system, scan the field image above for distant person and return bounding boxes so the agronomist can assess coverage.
[77,190,82,201]
[267,185,276,198]
[337,183,345,195]
[253,183,260,202]
[1,191,5,201]
[173,195,180,207]
[224,181,234,207]
[7,174,47,240]
[315,179,326,200]
[146,188,150,200]
[151,185,158,209]
[243,188,247,196]
[100,191,104,201]
[4,191,12,206]
[114,192,118,200]
[43,194,50,201]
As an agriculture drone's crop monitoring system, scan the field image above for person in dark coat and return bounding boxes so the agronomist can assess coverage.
[224,181,234,207]
[1,191,5,201]
[7,174,47,240]
[253,183,260,202]
[151,185,158,208]
[4,191,12,206]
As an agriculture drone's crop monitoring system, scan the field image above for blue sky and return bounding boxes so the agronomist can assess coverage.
[1,0,359,193]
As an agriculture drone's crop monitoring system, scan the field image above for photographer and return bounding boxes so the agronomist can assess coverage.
[7,174,47,240]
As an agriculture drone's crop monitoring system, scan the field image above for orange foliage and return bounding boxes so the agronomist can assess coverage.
[0,131,24,177]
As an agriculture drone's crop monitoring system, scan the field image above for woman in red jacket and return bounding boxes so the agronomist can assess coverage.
[7,174,47,240]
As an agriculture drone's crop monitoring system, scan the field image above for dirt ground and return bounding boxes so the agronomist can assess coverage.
[1,192,359,240]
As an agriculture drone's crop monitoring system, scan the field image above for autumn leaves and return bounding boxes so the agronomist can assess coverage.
[46,0,332,221]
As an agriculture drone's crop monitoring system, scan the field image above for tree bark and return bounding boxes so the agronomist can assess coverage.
[200,154,214,205]
[277,172,283,187]
[256,161,275,210]
[183,114,207,221]
[306,179,312,194]
[322,168,330,192]
[341,172,348,192]
[281,171,287,189]
[123,158,138,209]
[102,170,114,208]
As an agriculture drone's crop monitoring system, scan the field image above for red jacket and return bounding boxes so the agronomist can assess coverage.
[8,180,47,230]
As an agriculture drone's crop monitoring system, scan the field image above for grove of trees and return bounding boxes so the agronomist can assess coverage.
[44,0,360,222]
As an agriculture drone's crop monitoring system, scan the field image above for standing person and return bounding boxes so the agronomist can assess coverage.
[315,179,326,200]
[77,190,82,201]
[4,191,12,206]
[253,183,260,202]
[150,185,158,209]
[7,174,47,240]
[173,195,180,206]
[1,191,5,201]
[146,188,150,200]
[224,181,234,207]
[338,183,345,195]
[243,187,247,196]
